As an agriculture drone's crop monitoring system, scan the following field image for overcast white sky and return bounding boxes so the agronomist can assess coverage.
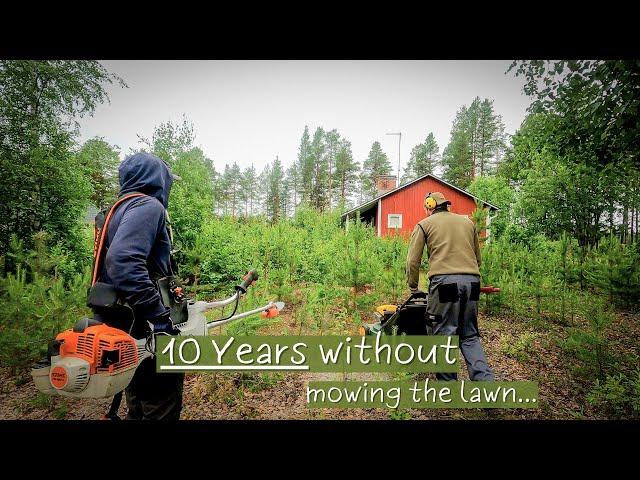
[77,60,531,176]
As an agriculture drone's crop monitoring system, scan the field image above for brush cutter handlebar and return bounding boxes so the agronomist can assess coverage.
[173,269,285,336]
[236,269,259,293]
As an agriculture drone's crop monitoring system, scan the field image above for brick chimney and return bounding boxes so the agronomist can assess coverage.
[376,175,397,196]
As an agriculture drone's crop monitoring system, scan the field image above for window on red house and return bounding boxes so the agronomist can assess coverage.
[388,214,402,229]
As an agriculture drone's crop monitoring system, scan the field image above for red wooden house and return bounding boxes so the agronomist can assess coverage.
[341,173,499,240]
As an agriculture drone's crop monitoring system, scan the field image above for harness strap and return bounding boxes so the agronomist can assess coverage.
[91,193,147,286]
[103,391,123,420]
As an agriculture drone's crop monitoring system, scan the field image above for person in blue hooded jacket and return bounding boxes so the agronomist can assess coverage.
[94,152,183,420]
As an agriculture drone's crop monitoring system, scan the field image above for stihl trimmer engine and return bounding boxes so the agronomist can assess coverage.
[31,269,284,399]
[32,321,146,398]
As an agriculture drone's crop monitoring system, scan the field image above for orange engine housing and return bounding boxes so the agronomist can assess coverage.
[56,324,139,375]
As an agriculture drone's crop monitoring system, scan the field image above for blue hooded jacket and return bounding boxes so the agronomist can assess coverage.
[98,152,174,324]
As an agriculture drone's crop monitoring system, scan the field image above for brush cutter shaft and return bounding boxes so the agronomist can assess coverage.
[206,301,282,329]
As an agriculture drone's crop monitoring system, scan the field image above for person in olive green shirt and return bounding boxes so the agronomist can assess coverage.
[406,191,494,381]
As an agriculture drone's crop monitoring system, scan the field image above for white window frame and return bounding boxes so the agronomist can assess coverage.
[387,213,403,229]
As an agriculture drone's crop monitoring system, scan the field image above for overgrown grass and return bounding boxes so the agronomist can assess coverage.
[499,331,539,362]
[2,209,640,419]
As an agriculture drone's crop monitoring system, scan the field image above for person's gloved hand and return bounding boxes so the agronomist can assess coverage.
[152,318,181,335]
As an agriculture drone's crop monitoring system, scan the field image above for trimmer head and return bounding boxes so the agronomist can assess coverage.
[261,301,285,318]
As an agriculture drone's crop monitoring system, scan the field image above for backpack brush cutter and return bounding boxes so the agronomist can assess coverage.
[360,285,501,336]
[31,270,284,399]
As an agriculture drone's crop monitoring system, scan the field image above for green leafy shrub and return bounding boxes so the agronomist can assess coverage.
[389,408,412,420]
[0,233,91,373]
[377,234,408,304]
[561,303,613,381]
[467,176,516,240]
[587,369,640,419]
[584,236,640,306]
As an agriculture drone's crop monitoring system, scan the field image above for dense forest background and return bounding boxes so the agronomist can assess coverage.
[1,60,639,419]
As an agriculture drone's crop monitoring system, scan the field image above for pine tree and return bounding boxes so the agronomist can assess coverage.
[324,129,340,209]
[297,126,314,205]
[402,144,423,184]
[467,97,481,179]
[402,132,439,183]
[361,141,392,200]
[442,105,473,188]
[333,138,360,208]
[265,156,285,222]
[240,164,258,216]
[310,127,328,210]
[211,167,224,215]
[421,133,440,175]
[442,98,506,187]
[285,161,301,214]
[257,164,270,216]
[281,171,291,218]
[217,164,230,215]
[476,98,506,176]
[221,162,242,217]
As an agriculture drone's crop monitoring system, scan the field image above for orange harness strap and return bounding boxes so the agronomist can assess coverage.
[91,193,147,286]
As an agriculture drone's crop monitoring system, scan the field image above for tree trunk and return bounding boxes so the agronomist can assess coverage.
[609,209,614,235]
[622,204,628,243]
[341,172,346,203]
[631,206,640,242]
[328,153,332,210]
[635,205,639,243]
[293,176,297,211]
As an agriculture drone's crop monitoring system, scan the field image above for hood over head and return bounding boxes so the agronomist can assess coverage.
[118,152,174,208]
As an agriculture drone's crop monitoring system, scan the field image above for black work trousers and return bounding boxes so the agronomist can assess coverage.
[125,356,184,421]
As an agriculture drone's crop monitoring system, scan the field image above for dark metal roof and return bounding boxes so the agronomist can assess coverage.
[341,173,500,218]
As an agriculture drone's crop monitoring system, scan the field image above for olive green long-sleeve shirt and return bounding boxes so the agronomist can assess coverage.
[406,211,481,289]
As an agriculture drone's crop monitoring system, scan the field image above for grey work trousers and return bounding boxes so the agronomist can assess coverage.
[426,274,494,381]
